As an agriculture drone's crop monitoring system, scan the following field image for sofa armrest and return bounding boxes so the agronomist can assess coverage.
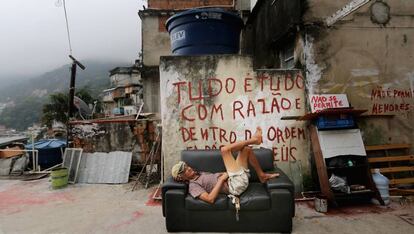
[164,189,188,232]
[162,176,187,217]
[269,189,294,232]
[162,176,187,191]
[265,168,295,217]
[265,168,294,195]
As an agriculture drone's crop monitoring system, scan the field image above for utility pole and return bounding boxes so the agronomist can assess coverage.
[67,55,85,146]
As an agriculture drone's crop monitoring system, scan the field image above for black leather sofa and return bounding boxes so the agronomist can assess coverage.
[162,148,295,233]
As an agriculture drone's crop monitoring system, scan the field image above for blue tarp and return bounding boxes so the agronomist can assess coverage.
[25,139,66,169]
[25,139,66,149]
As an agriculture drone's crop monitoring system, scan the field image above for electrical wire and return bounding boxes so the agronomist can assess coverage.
[62,0,73,55]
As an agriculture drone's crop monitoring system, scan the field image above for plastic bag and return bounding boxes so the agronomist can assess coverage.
[329,173,350,193]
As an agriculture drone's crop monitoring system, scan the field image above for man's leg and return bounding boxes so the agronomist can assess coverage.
[237,147,279,183]
[220,127,262,173]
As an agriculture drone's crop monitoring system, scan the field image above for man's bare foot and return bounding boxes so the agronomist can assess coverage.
[252,127,263,145]
[258,173,279,183]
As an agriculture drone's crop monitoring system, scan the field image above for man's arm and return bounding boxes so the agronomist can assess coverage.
[198,173,228,204]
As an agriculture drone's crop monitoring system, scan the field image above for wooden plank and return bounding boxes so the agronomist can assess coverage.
[309,126,334,203]
[390,189,414,196]
[389,177,414,185]
[368,155,414,163]
[371,166,414,173]
[280,116,301,120]
[365,144,411,151]
[300,108,367,120]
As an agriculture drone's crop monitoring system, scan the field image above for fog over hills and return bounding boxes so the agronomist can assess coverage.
[0,60,129,130]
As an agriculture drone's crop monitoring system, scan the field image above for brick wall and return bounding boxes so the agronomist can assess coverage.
[158,15,169,32]
[148,0,234,9]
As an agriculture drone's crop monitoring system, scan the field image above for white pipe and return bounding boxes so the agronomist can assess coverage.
[31,131,36,171]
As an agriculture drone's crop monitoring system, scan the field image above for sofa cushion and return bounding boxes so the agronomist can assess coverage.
[230,183,270,211]
[185,194,228,210]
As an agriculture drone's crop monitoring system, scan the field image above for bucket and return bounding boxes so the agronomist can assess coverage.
[314,195,328,213]
[51,167,68,189]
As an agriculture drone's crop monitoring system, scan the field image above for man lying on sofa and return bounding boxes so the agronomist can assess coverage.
[171,127,279,204]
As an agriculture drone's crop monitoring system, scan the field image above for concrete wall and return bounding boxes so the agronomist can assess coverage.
[300,0,414,146]
[160,55,310,191]
[142,15,171,66]
[142,76,160,113]
[110,73,141,87]
[72,121,160,164]
[303,0,414,22]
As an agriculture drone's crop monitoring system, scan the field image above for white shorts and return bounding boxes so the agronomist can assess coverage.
[227,167,250,196]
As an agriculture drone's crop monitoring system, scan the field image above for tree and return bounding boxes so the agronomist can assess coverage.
[41,87,96,128]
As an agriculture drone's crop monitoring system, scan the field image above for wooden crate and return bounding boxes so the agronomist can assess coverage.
[366,144,414,195]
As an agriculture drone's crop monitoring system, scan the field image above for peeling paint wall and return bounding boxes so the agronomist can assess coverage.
[72,121,160,164]
[160,55,310,191]
[301,0,414,146]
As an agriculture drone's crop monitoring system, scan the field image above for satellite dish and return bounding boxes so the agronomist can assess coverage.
[74,96,92,119]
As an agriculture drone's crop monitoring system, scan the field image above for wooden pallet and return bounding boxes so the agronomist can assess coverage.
[366,144,414,195]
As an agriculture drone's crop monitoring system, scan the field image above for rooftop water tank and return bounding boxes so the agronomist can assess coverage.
[166,8,244,55]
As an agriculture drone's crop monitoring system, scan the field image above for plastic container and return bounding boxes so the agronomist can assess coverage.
[372,168,390,205]
[165,8,244,55]
[316,115,355,130]
[314,195,328,213]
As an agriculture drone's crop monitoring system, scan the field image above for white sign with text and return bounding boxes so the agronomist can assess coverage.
[309,94,349,113]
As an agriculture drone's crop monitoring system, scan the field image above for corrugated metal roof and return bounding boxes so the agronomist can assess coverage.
[0,136,28,147]
[77,151,132,184]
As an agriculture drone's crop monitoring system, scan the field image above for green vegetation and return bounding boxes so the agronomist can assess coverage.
[0,97,44,130]
[41,88,97,128]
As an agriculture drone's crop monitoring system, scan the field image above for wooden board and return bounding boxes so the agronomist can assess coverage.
[365,144,411,151]
[372,166,414,174]
[389,177,414,185]
[0,147,24,158]
[309,125,334,203]
[300,108,367,121]
[390,189,414,196]
[368,155,414,163]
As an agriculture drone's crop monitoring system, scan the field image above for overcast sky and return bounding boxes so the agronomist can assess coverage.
[0,0,143,80]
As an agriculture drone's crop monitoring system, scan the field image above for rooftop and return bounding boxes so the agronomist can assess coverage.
[0,136,28,148]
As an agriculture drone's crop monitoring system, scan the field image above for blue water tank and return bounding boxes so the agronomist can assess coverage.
[166,8,244,55]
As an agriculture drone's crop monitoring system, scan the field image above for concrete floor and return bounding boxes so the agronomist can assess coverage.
[0,178,413,234]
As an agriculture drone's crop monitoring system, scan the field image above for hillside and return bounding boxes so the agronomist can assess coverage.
[0,60,127,130]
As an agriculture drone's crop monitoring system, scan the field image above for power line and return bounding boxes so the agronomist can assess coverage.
[62,0,73,55]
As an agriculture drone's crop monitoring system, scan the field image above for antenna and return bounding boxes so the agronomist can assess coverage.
[69,55,85,70]
[74,96,92,120]
[68,55,86,121]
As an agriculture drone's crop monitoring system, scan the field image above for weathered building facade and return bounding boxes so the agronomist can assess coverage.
[102,64,143,116]
[156,0,414,191]
[160,55,309,192]
[138,0,250,114]
[242,0,414,189]
[300,0,414,147]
